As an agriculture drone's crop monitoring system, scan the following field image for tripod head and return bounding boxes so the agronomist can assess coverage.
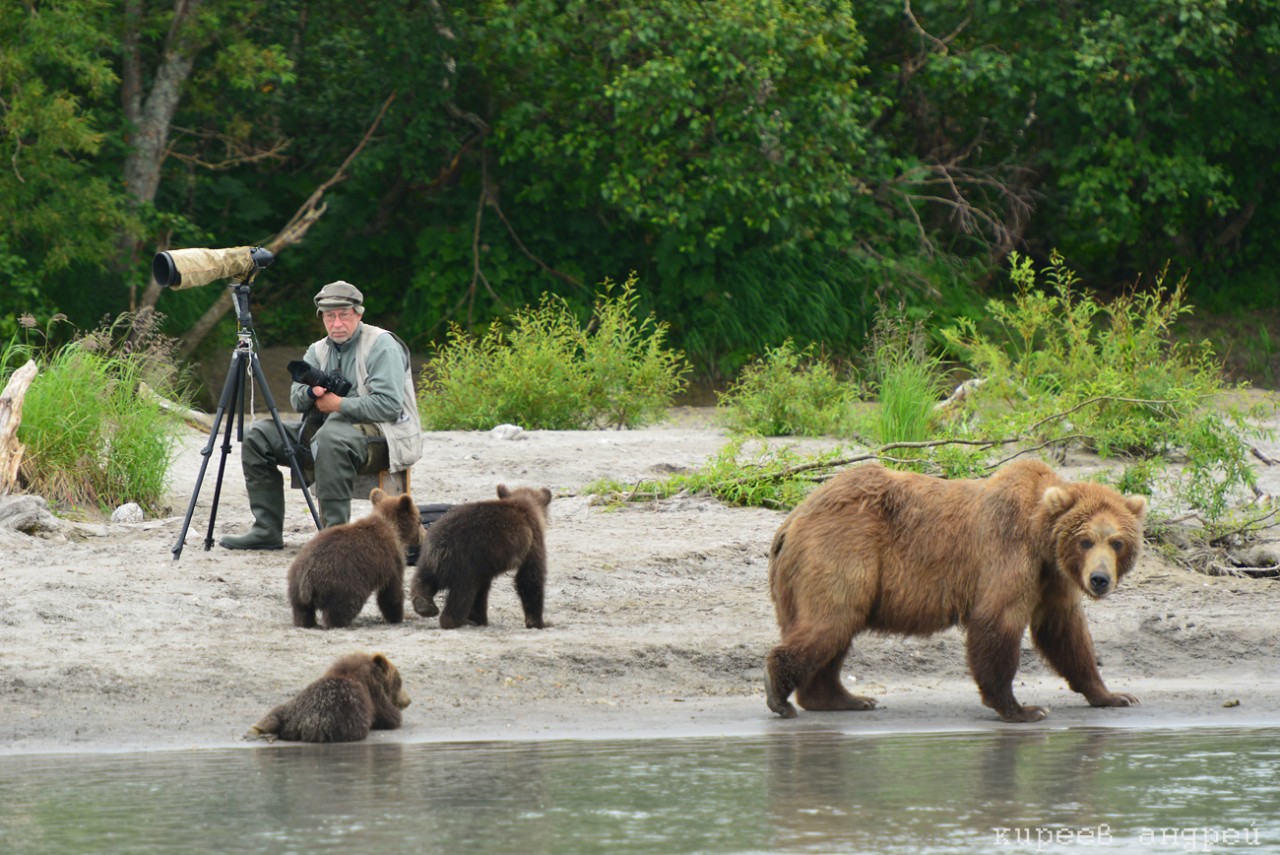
[231,281,259,344]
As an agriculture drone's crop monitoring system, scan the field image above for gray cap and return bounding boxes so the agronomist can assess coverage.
[314,280,365,313]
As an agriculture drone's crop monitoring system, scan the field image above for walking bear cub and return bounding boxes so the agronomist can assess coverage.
[765,459,1147,723]
[410,484,552,629]
[246,651,410,743]
[288,488,422,629]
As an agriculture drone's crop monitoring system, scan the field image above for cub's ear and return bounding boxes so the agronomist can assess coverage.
[370,487,387,503]
[1124,494,1148,518]
[371,653,391,672]
[396,495,416,513]
[1041,486,1076,515]
[539,487,552,505]
[496,484,510,499]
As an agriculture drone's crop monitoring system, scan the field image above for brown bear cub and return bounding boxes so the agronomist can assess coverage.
[287,488,422,629]
[410,484,552,629]
[765,459,1147,723]
[246,652,410,743]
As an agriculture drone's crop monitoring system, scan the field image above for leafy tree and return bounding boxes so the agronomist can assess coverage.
[0,0,132,334]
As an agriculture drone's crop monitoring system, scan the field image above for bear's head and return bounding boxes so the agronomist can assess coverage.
[496,483,553,523]
[1042,483,1146,598]
[369,488,424,553]
[332,651,412,711]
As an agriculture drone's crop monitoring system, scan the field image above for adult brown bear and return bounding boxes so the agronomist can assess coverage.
[764,459,1147,722]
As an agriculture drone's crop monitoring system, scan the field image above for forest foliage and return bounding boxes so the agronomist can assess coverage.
[3,0,1279,379]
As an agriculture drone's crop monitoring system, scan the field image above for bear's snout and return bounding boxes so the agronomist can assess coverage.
[1088,570,1114,596]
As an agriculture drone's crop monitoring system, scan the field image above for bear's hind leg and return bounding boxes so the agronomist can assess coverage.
[766,625,862,718]
[795,647,875,712]
[321,594,364,629]
[376,581,405,624]
[467,579,493,626]
[440,585,478,629]
[292,603,317,629]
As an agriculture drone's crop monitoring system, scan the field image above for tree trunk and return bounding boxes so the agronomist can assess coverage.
[121,0,208,312]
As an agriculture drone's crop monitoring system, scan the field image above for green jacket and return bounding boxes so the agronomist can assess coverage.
[290,322,423,471]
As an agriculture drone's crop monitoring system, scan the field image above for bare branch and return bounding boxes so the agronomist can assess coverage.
[173,93,398,358]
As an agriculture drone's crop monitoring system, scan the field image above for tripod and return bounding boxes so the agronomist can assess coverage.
[172,277,321,559]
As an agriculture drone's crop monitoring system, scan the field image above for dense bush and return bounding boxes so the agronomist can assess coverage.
[715,340,858,437]
[417,277,690,430]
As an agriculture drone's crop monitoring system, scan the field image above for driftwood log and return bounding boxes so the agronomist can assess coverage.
[0,359,38,495]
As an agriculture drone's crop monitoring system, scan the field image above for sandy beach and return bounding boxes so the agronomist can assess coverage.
[4,405,1280,756]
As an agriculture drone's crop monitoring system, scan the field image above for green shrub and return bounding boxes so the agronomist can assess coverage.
[4,312,189,515]
[941,251,1261,522]
[715,340,857,437]
[418,275,690,430]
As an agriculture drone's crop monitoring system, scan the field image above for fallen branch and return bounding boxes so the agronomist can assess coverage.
[0,360,38,495]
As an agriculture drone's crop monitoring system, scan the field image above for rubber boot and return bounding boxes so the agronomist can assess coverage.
[321,498,351,529]
[219,487,285,550]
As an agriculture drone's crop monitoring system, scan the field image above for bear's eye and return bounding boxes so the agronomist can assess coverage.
[1110,539,1125,553]
[1080,538,1094,551]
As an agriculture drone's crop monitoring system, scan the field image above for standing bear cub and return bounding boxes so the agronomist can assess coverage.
[410,484,551,629]
[246,651,410,743]
[765,459,1146,723]
[288,488,422,629]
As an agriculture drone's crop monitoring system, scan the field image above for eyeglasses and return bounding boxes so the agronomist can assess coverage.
[322,310,358,323]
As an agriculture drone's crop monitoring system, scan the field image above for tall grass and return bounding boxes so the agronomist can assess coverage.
[3,312,188,515]
[866,311,943,446]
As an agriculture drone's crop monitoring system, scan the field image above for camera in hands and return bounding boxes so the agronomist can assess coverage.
[287,360,353,397]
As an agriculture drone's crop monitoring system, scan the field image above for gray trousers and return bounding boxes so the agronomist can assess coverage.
[241,413,388,503]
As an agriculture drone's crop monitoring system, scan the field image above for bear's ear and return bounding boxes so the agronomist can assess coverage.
[396,495,416,514]
[1124,494,1148,518]
[539,487,552,505]
[370,487,387,504]
[371,653,391,672]
[496,484,510,499]
[1042,486,1076,515]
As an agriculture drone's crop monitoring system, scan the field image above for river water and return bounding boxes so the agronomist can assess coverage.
[2,727,1277,854]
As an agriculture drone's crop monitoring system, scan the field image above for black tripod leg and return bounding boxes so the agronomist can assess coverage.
[248,352,322,531]
[202,349,248,550]
[171,349,247,559]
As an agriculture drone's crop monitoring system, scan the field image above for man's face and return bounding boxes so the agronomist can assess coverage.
[321,308,359,344]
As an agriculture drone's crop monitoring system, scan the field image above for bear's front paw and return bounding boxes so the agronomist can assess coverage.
[411,594,439,618]
[1091,691,1139,708]
[243,727,277,743]
[999,704,1050,723]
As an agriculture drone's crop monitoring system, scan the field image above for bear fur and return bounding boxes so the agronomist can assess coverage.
[764,459,1147,723]
[410,484,552,629]
[288,488,423,629]
[246,651,410,743]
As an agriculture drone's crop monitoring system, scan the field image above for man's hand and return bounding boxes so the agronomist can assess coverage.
[314,390,343,414]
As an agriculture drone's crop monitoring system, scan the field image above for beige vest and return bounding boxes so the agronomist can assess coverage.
[313,323,423,472]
